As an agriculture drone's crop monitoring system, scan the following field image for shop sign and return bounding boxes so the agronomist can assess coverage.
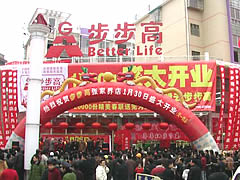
[46,21,163,58]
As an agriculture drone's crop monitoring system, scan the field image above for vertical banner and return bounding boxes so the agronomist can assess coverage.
[233,68,240,149]
[1,70,11,144]
[224,67,236,150]
[7,70,18,132]
[215,65,225,147]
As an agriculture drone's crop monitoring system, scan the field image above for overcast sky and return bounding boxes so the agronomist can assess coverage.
[0,0,163,62]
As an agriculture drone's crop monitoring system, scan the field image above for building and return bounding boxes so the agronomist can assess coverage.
[135,0,238,62]
[231,0,240,62]
[0,53,7,65]
[5,2,239,151]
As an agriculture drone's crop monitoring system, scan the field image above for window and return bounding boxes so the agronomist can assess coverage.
[49,18,56,29]
[190,23,200,36]
[187,0,204,10]
[151,7,161,22]
[192,51,200,60]
[234,49,239,62]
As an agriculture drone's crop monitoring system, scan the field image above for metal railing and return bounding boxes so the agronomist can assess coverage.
[43,55,219,64]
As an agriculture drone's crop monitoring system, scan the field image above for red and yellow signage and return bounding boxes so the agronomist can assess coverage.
[68,61,216,112]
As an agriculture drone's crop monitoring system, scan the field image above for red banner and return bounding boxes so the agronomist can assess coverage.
[68,62,216,112]
[233,68,240,150]
[115,124,189,150]
[7,70,18,132]
[224,67,236,150]
[1,70,11,145]
[215,65,226,146]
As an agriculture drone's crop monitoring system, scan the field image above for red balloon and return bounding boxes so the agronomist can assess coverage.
[142,123,152,130]
[92,122,101,129]
[108,122,118,131]
[159,122,169,130]
[75,122,85,129]
[44,122,53,129]
[59,122,69,129]
[125,122,135,130]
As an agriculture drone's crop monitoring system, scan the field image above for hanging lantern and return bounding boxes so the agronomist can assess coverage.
[59,122,69,129]
[92,122,101,129]
[44,122,53,129]
[159,122,169,130]
[142,123,152,130]
[108,122,118,131]
[75,122,85,129]
[125,122,135,130]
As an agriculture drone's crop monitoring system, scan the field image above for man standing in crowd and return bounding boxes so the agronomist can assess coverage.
[41,158,62,180]
[187,158,201,180]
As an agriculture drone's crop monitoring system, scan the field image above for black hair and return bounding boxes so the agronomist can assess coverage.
[6,159,14,169]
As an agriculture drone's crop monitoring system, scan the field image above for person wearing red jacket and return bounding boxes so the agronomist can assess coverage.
[0,159,19,180]
[41,158,62,180]
[135,163,144,174]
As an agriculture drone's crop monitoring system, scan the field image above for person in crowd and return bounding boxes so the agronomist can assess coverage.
[13,147,24,180]
[29,154,45,180]
[61,161,77,180]
[0,152,7,176]
[144,157,155,174]
[40,150,48,167]
[78,140,87,153]
[125,153,137,180]
[187,158,201,180]
[151,160,165,177]
[72,160,84,180]
[41,158,62,180]
[135,163,144,174]
[225,152,234,178]
[175,157,184,180]
[208,171,229,180]
[182,161,191,180]
[112,158,128,180]
[161,159,175,180]
[78,153,96,180]
[96,159,109,180]
[87,138,94,153]
[200,151,207,180]
[0,159,19,180]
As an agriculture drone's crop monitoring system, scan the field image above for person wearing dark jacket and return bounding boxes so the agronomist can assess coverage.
[187,158,201,180]
[208,172,228,180]
[111,158,128,180]
[72,161,84,180]
[125,154,136,180]
[14,148,24,180]
[161,159,175,180]
[41,158,62,180]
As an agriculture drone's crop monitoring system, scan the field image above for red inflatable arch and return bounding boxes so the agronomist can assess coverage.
[6,82,219,151]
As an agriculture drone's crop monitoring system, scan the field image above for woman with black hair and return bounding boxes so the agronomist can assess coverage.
[29,154,45,180]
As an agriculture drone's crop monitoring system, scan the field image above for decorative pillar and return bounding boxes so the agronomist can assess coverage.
[24,14,49,170]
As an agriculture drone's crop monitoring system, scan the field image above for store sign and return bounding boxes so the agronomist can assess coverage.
[68,62,216,112]
[46,21,163,58]
[41,134,109,143]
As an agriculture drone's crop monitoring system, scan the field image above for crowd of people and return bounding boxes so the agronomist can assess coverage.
[0,137,239,180]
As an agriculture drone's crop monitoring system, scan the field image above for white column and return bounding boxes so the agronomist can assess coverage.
[24,23,49,170]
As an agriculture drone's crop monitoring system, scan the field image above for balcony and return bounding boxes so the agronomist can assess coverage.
[187,0,204,11]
